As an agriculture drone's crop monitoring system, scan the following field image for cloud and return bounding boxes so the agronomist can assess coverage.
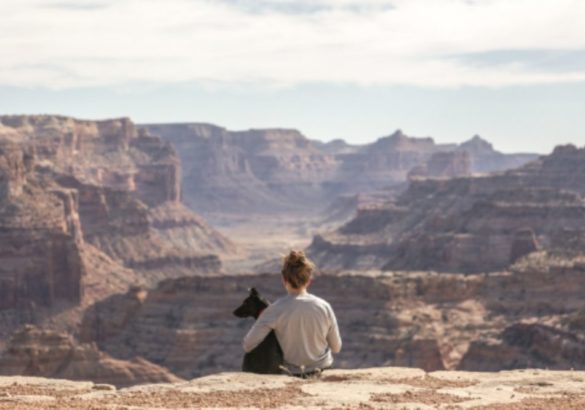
[43,2,110,11]
[216,0,395,15]
[1,0,585,88]
[453,49,585,73]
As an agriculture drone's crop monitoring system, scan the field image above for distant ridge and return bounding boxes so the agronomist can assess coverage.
[141,122,538,218]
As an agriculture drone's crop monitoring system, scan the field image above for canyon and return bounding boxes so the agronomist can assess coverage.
[142,124,536,221]
[0,115,236,350]
[0,116,234,305]
[77,250,585,378]
[2,113,585,394]
[309,144,585,273]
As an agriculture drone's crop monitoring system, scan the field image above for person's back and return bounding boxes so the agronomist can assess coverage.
[242,251,342,376]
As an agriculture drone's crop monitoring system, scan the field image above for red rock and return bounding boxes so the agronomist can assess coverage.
[309,145,585,273]
[0,325,183,387]
[141,124,536,218]
[0,115,235,288]
[0,142,85,310]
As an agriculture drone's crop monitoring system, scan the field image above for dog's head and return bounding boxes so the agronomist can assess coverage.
[233,287,270,319]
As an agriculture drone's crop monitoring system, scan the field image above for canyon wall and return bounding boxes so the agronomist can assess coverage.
[141,124,536,218]
[0,325,182,387]
[0,141,85,310]
[0,114,243,340]
[79,250,585,377]
[309,145,585,273]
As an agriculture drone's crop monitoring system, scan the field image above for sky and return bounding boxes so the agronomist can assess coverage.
[1,0,584,153]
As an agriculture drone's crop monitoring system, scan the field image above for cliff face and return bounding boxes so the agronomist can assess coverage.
[458,135,538,174]
[53,173,225,282]
[0,325,182,387]
[309,145,585,273]
[0,116,179,206]
[408,151,472,179]
[0,116,234,288]
[0,142,85,310]
[0,112,244,367]
[141,124,337,215]
[141,124,536,218]
[79,274,443,378]
[79,251,585,377]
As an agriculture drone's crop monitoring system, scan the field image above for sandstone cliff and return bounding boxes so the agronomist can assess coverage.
[459,135,537,174]
[0,115,240,365]
[79,250,585,378]
[141,124,536,219]
[0,325,182,387]
[408,150,472,179]
[309,145,585,273]
[79,274,441,378]
[0,115,234,286]
[0,141,85,310]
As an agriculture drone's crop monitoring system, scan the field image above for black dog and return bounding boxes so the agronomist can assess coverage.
[233,288,283,374]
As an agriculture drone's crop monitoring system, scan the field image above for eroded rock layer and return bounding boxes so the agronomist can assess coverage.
[141,124,536,218]
[0,142,85,310]
[0,115,234,288]
[309,145,585,273]
[0,325,182,387]
[79,254,585,377]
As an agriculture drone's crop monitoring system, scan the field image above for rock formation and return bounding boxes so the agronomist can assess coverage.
[80,273,444,378]
[141,123,337,216]
[309,145,585,273]
[0,325,182,387]
[408,151,472,179]
[141,124,537,219]
[3,367,585,409]
[458,135,537,174]
[459,322,585,371]
[0,115,234,288]
[0,141,85,310]
[79,247,585,376]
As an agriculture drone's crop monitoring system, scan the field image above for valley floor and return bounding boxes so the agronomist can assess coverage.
[214,214,320,273]
[2,367,585,409]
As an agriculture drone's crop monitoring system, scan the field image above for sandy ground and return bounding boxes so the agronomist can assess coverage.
[1,367,585,409]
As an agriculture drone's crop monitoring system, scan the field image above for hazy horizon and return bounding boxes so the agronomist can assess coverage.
[2,0,584,154]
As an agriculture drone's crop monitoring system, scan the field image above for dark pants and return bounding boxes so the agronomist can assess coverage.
[291,367,330,379]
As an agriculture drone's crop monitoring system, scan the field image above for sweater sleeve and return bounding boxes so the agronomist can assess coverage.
[242,307,277,353]
[326,305,342,353]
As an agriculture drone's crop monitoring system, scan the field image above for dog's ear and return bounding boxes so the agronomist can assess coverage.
[249,287,259,296]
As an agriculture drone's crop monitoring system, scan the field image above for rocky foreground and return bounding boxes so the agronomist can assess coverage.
[1,367,585,409]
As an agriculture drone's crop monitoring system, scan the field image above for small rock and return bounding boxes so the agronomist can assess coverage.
[93,384,116,391]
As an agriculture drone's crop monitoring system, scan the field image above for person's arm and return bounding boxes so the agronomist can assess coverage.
[326,305,342,353]
[242,308,277,353]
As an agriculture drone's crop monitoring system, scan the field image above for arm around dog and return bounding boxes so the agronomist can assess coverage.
[243,307,277,353]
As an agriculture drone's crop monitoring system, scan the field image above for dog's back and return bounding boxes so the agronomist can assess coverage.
[233,288,284,374]
[242,330,283,374]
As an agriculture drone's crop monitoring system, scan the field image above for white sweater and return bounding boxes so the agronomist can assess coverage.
[243,291,342,373]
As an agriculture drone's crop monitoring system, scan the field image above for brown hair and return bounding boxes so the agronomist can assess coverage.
[281,250,315,289]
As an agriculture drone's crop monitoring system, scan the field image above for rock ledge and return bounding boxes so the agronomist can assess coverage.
[2,367,585,409]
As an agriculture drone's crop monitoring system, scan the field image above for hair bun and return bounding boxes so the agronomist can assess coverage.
[281,250,315,289]
[285,250,306,266]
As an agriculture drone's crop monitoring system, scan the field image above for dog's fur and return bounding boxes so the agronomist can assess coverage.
[233,288,283,374]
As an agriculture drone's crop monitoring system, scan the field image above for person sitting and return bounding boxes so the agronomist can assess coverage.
[243,250,342,377]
